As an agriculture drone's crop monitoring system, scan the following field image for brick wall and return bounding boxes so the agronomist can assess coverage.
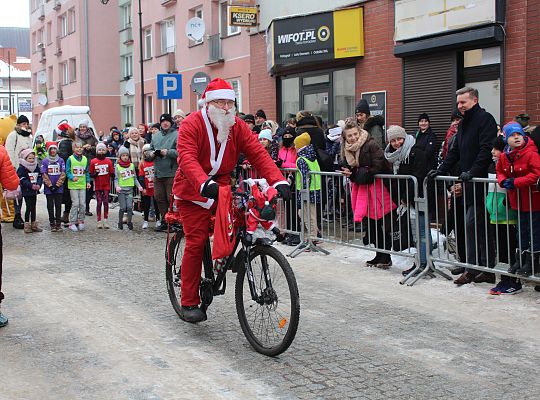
[526,0,540,125]
[249,34,277,120]
[355,0,403,126]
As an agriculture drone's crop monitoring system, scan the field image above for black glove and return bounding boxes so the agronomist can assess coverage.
[153,150,162,158]
[275,183,291,201]
[49,185,57,193]
[427,169,442,181]
[459,171,473,182]
[201,180,219,200]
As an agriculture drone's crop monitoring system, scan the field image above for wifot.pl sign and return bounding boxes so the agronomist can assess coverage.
[268,7,364,69]
[229,6,258,27]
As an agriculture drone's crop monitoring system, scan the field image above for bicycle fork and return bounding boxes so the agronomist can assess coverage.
[244,246,274,305]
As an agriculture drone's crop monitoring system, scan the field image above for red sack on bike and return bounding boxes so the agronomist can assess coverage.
[212,185,235,260]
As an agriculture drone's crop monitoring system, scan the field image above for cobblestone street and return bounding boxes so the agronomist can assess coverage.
[1,201,540,400]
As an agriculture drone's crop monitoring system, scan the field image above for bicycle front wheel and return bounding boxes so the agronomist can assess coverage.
[235,245,300,357]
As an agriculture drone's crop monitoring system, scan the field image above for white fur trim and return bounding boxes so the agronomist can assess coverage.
[192,198,215,209]
[204,89,235,102]
[272,180,289,188]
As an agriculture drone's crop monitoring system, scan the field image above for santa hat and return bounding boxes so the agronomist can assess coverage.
[202,78,235,103]
[55,122,72,136]
[45,141,58,151]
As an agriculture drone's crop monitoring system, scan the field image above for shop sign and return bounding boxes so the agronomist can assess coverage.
[268,7,364,69]
[361,91,386,130]
[229,6,258,27]
[18,100,32,112]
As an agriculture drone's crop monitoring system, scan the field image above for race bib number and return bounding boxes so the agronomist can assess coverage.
[29,173,38,184]
[96,164,109,176]
[120,168,135,180]
[47,164,60,176]
[73,166,85,177]
[144,166,155,181]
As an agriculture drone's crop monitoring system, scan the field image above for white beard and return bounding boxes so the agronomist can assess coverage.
[207,104,236,143]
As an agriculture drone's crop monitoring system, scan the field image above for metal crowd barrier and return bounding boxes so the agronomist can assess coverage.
[426,176,540,284]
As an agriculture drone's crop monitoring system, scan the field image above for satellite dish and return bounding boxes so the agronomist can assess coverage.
[38,94,48,106]
[125,78,135,96]
[190,72,211,95]
[185,17,205,41]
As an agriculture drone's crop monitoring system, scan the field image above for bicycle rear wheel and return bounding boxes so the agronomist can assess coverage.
[165,228,185,317]
[235,245,300,357]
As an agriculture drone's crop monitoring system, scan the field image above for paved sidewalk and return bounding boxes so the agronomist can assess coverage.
[1,200,540,399]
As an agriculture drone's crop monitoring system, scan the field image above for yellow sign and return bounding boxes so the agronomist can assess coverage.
[229,6,258,27]
[333,7,364,59]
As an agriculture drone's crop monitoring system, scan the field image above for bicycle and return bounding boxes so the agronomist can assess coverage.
[165,185,300,357]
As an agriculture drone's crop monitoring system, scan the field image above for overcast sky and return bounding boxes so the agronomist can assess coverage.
[0,0,30,28]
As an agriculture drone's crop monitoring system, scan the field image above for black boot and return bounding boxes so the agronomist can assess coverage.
[376,253,392,269]
[179,306,207,323]
[517,251,533,277]
[365,253,381,267]
[12,213,24,229]
[508,250,524,274]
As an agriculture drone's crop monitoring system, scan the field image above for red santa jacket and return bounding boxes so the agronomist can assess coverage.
[173,107,287,208]
[496,138,540,212]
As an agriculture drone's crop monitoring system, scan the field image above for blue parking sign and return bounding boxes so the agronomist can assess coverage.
[157,74,182,99]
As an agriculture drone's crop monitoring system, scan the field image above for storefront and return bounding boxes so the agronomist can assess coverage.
[394,0,505,140]
[266,6,364,125]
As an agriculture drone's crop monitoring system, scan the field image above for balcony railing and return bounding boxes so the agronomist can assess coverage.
[207,34,224,65]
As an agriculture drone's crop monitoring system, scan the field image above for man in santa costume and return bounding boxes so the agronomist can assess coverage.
[173,78,290,323]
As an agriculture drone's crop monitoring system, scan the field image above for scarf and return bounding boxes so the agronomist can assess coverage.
[77,128,94,140]
[118,159,131,168]
[20,158,37,171]
[344,129,368,168]
[16,127,32,137]
[46,153,59,163]
[384,134,416,174]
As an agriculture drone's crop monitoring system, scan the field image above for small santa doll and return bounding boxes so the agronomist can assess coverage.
[244,178,284,243]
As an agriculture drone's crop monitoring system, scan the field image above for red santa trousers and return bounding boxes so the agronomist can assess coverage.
[178,199,213,306]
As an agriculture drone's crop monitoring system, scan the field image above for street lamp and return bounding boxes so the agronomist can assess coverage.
[100,0,145,124]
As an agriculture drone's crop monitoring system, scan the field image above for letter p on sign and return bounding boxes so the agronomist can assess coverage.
[157,74,183,99]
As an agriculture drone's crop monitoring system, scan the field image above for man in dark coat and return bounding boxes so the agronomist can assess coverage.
[428,87,497,285]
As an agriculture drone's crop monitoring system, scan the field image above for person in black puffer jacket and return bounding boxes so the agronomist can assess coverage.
[415,113,437,169]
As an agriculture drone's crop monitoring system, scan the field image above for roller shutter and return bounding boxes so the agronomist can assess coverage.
[403,52,457,151]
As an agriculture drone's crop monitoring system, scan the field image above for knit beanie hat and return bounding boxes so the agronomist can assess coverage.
[255,109,267,120]
[19,148,34,160]
[514,113,529,128]
[492,135,506,152]
[17,115,29,125]
[159,113,173,125]
[96,142,107,153]
[355,99,370,115]
[172,109,186,119]
[258,129,273,142]
[242,114,255,124]
[417,113,430,123]
[294,132,311,150]
[502,122,525,143]
[386,125,407,142]
[118,146,130,157]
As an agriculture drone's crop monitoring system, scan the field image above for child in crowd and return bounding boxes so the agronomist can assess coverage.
[41,142,66,232]
[17,149,43,233]
[66,142,90,232]
[115,146,143,230]
[258,129,279,163]
[33,135,47,167]
[139,144,160,229]
[496,122,540,277]
[294,132,320,239]
[90,143,114,229]
[341,119,395,268]
[487,136,521,294]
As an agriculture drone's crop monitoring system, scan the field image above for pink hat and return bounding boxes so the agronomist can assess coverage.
[202,78,235,103]
[19,148,35,160]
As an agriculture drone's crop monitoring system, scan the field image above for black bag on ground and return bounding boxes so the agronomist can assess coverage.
[392,206,415,251]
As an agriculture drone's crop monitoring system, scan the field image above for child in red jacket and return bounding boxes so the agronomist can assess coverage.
[90,143,114,229]
[139,144,159,229]
[496,122,540,277]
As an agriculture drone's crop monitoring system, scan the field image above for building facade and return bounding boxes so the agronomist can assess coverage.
[0,47,32,123]
[29,0,120,132]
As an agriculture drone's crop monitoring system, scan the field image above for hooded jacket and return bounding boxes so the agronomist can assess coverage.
[496,138,540,212]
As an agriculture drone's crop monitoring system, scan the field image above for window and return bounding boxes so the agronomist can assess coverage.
[69,58,76,82]
[160,19,175,54]
[219,1,240,38]
[332,68,355,122]
[47,22,52,44]
[61,62,69,85]
[0,98,9,112]
[121,3,132,29]
[122,105,133,126]
[68,8,76,34]
[122,54,133,78]
[145,94,154,123]
[144,28,152,59]
[189,7,204,45]
[37,28,44,48]
[226,78,241,112]
[48,66,54,89]
[59,13,68,37]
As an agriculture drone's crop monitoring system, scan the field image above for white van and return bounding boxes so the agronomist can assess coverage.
[34,105,96,143]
